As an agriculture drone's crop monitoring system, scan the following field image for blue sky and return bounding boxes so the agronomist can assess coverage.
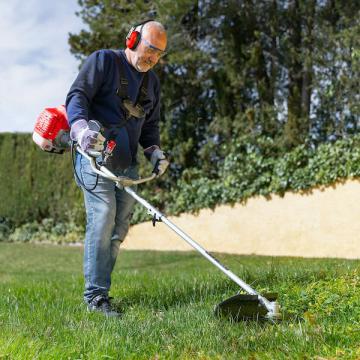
[0,1,84,132]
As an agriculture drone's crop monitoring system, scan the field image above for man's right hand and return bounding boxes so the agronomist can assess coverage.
[70,119,105,156]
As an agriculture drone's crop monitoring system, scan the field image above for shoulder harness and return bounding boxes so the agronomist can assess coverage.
[112,50,150,119]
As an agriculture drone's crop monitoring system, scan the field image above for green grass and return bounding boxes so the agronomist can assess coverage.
[1,243,360,359]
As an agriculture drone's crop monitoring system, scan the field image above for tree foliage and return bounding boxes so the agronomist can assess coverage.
[68,0,359,180]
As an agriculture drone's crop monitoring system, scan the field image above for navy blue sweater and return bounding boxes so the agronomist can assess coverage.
[65,49,161,163]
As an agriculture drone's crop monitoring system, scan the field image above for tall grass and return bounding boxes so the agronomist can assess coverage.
[1,243,360,359]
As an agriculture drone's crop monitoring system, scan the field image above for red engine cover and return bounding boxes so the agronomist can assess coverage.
[34,105,69,140]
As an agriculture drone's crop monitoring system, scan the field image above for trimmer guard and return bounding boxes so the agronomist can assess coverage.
[214,293,279,321]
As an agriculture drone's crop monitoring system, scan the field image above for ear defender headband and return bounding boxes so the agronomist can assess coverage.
[125,20,153,51]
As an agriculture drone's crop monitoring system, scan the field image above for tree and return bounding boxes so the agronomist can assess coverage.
[68,0,360,181]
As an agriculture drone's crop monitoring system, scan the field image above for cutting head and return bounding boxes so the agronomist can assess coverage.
[214,293,281,321]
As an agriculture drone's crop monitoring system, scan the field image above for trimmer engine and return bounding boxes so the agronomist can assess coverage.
[33,105,70,154]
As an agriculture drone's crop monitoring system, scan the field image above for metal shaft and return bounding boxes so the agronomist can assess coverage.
[124,185,273,312]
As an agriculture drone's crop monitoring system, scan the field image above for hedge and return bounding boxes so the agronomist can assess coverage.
[0,134,82,227]
[1,133,360,243]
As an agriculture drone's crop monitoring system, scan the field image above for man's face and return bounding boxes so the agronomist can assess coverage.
[133,28,167,72]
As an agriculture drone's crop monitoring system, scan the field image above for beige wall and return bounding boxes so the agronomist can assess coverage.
[123,179,360,259]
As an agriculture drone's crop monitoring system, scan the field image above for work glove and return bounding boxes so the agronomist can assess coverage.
[70,119,105,157]
[144,145,169,177]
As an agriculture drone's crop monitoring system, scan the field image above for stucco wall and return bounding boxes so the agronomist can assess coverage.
[123,179,360,259]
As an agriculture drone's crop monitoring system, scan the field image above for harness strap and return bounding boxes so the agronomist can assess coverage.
[112,50,149,107]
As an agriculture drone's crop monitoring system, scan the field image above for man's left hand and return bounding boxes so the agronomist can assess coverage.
[145,146,169,177]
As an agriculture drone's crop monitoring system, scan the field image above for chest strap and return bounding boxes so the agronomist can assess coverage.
[112,50,149,107]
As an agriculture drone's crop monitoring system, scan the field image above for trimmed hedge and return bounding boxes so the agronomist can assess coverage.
[1,133,360,243]
[0,134,82,227]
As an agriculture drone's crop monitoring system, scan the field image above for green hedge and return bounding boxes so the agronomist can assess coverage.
[131,134,360,220]
[0,134,83,226]
[1,133,360,243]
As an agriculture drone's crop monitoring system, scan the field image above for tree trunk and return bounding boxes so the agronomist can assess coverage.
[285,0,306,147]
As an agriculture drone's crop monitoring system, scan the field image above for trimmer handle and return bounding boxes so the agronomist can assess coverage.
[76,146,156,187]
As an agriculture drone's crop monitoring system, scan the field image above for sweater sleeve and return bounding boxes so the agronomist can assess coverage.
[139,76,161,149]
[65,50,108,126]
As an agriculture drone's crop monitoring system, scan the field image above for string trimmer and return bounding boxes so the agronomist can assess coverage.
[77,147,282,322]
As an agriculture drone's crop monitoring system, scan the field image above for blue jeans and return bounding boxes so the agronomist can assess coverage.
[75,154,138,303]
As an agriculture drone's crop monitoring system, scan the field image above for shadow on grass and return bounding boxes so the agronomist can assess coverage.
[111,267,326,315]
[111,278,300,325]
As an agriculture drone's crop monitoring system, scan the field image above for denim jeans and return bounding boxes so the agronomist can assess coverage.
[75,153,138,303]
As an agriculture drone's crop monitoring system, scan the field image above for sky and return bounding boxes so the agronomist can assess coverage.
[0,1,84,132]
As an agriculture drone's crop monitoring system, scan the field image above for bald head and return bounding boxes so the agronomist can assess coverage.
[125,21,167,72]
[140,21,167,49]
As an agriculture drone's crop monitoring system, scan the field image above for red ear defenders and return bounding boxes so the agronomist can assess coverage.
[125,20,153,50]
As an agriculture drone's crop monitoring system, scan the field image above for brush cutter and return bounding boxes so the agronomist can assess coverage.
[77,147,282,322]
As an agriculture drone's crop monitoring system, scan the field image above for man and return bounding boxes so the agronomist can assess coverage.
[66,20,169,317]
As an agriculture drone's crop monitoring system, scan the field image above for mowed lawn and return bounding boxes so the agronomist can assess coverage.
[0,243,360,359]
